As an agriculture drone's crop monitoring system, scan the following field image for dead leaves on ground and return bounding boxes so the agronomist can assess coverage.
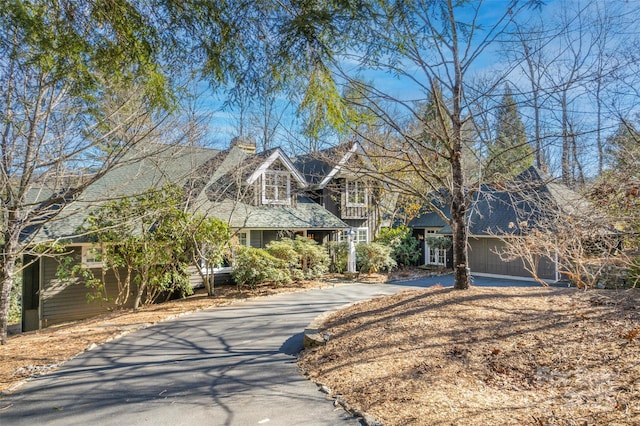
[299,287,640,426]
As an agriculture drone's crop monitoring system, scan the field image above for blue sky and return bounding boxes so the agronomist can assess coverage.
[200,0,639,177]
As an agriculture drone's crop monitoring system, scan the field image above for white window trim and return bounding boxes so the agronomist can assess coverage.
[345,179,368,207]
[262,170,291,205]
[423,231,448,266]
[339,227,369,244]
[82,245,104,268]
[238,231,249,247]
[425,246,448,266]
[356,227,369,243]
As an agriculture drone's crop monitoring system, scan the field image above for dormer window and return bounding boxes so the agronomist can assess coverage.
[346,179,367,207]
[262,170,291,205]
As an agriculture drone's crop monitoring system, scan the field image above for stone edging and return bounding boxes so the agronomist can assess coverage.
[301,301,384,426]
[302,302,354,348]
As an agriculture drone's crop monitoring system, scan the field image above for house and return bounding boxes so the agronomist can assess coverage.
[189,138,349,248]
[294,141,382,244]
[408,167,587,282]
[21,138,354,331]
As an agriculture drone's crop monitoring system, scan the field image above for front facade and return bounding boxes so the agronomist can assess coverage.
[22,139,381,330]
[294,142,381,245]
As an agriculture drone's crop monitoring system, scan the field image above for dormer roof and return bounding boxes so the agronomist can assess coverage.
[294,141,371,189]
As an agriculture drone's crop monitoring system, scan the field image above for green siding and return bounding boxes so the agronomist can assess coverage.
[250,231,263,248]
[468,237,556,280]
[39,249,132,328]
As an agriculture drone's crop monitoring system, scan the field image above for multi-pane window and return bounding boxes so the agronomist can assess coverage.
[340,227,369,244]
[355,227,368,243]
[82,246,103,268]
[262,170,290,205]
[424,229,447,266]
[346,180,367,207]
[238,231,248,246]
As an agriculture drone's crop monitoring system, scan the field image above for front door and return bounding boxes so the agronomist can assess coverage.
[22,255,40,331]
[425,244,448,266]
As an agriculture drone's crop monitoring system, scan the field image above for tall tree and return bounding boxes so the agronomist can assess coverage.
[596,119,640,252]
[0,0,178,344]
[486,84,533,178]
[511,22,551,170]
[604,120,640,174]
[311,0,540,290]
[503,1,640,184]
[1,0,351,343]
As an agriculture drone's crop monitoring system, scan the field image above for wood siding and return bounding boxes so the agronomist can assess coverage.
[248,230,284,248]
[39,248,132,328]
[323,178,379,240]
[468,237,556,280]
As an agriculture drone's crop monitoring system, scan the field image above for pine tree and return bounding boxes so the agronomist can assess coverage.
[486,84,533,178]
[605,120,640,175]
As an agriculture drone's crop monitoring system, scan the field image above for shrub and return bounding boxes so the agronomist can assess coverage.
[265,240,299,268]
[267,237,330,280]
[357,242,397,273]
[8,274,21,325]
[375,227,406,245]
[327,241,349,273]
[291,236,330,279]
[232,246,291,288]
[376,226,421,267]
[328,241,397,273]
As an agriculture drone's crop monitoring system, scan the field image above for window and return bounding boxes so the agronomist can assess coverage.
[355,227,368,243]
[346,180,367,207]
[238,231,248,246]
[340,227,369,244]
[262,170,290,205]
[82,246,103,268]
[428,247,447,266]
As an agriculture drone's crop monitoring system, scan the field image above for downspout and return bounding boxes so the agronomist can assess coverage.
[38,255,44,330]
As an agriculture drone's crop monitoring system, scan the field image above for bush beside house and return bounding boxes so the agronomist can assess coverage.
[328,241,397,274]
[232,246,291,288]
[266,237,330,280]
[376,226,421,267]
[232,237,331,288]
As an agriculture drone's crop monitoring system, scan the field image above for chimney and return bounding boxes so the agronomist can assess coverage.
[230,135,257,154]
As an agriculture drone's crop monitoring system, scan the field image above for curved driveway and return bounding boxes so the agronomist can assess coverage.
[0,276,535,425]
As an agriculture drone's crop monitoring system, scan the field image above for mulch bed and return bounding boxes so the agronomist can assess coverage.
[298,286,640,425]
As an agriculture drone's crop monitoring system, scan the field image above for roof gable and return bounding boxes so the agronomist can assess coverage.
[294,141,373,189]
[408,166,591,236]
[246,148,307,188]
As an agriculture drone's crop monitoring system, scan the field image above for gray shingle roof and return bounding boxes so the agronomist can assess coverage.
[31,144,222,242]
[32,142,347,243]
[197,195,348,229]
[293,143,354,187]
[408,166,591,236]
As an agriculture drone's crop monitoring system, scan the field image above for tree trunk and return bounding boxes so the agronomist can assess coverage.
[449,7,470,291]
[451,132,470,290]
[561,89,571,186]
[133,283,144,311]
[0,230,18,345]
[205,262,215,297]
[133,271,147,311]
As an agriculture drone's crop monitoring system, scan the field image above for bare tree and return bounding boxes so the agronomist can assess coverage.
[313,0,543,289]
[493,176,628,288]
[503,1,640,183]
[0,0,203,342]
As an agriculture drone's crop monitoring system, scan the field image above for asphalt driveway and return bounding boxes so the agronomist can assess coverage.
[0,276,538,425]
